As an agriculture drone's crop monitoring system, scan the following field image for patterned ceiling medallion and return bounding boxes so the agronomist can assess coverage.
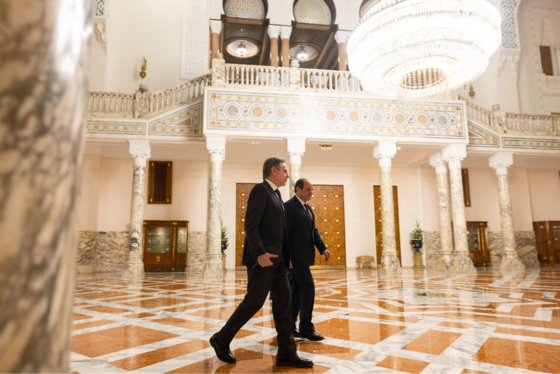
[289,43,320,62]
[294,0,332,25]
[224,0,265,20]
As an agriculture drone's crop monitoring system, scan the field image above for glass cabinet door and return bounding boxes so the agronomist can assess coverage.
[466,222,490,265]
[147,227,172,254]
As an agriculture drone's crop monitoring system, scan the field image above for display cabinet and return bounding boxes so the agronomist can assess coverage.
[466,221,490,265]
[142,220,189,272]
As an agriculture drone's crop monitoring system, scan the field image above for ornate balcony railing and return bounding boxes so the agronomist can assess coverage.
[461,95,560,136]
[87,74,211,119]
[86,57,559,138]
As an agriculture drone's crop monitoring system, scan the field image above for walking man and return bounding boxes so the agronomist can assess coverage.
[210,157,313,368]
[285,178,331,341]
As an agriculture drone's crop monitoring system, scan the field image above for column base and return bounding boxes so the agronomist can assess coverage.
[437,251,454,270]
[500,252,526,272]
[123,253,145,278]
[204,254,225,279]
[451,252,477,274]
[380,253,402,275]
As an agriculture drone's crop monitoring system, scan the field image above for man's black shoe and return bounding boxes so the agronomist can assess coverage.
[210,334,236,364]
[293,329,303,339]
[301,331,325,341]
[276,354,314,368]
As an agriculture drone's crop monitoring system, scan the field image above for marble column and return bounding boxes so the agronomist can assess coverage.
[205,136,226,278]
[0,0,91,372]
[441,144,476,274]
[373,142,402,274]
[335,31,349,71]
[124,141,151,277]
[280,26,292,68]
[287,138,306,198]
[210,20,222,67]
[489,152,525,271]
[268,25,280,67]
[429,152,454,269]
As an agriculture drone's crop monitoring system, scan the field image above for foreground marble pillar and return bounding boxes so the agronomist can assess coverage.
[287,138,306,198]
[205,136,226,278]
[268,26,280,67]
[280,26,292,68]
[124,141,151,277]
[429,152,454,269]
[489,152,525,271]
[442,145,476,274]
[0,0,91,372]
[373,142,402,274]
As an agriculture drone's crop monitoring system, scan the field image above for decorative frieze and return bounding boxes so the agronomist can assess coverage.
[86,120,145,135]
[502,137,560,150]
[206,89,467,142]
[149,103,202,136]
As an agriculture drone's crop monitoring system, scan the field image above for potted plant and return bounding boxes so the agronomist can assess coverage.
[221,222,229,254]
[409,220,424,253]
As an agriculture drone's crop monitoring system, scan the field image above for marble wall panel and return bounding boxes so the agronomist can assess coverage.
[187,231,207,273]
[488,231,539,268]
[76,231,98,274]
[93,232,130,273]
[424,231,441,268]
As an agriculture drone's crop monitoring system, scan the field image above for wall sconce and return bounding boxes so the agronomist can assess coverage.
[320,144,332,150]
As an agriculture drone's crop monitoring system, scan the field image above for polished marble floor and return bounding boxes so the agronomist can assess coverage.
[70,267,560,374]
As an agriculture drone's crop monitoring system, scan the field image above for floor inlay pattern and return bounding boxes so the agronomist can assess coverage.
[70,267,560,373]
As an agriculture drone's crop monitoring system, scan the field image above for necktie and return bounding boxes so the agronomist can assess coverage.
[304,203,313,224]
[274,189,284,210]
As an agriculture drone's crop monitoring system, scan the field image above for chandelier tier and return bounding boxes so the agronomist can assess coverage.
[347,0,501,99]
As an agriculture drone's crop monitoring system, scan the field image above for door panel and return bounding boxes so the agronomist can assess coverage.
[236,183,257,267]
[534,221,552,265]
[373,186,402,266]
[466,221,490,265]
[310,185,346,268]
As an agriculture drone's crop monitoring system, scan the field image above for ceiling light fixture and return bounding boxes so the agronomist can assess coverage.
[320,144,332,150]
[348,0,501,99]
[297,45,308,61]
[251,141,261,145]
[237,40,248,56]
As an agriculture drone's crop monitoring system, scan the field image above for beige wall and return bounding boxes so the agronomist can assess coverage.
[528,169,560,221]
[76,154,102,231]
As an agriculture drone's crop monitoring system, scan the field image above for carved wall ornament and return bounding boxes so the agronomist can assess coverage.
[210,20,222,34]
[499,0,522,49]
[373,141,397,166]
[181,0,209,79]
[93,19,107,54]
[441,144,467,168]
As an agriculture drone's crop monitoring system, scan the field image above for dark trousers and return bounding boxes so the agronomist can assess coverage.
[215,260,296,356]
[289,266,315,333]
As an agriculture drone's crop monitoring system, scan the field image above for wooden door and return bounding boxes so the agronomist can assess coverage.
[143,220,188,272]
[550,221,560,265]
[466,221,490,265]
[310,185,346,269]
[534,221,552,265]
[373,186,402,266]
[236,183,257,268]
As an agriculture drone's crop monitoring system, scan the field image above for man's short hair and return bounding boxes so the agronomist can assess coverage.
[294,178,308,193]
[262,157,286,180]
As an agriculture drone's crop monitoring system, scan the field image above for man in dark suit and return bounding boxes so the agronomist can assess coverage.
[210,157,313,369]
[285,178,331,341]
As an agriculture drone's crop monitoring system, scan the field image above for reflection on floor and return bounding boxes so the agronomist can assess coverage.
[71,267,560,373]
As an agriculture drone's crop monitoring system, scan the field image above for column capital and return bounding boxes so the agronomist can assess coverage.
[268,25,281,39]
[335,30,350,45]
[489,152,513,175]
[210,20,222,34]
[373,141,397,166]
[206,136,226,162]
[129,140,151,166]
[429,152,447,174]
[441,144,467,168]
[280,26,292,40]
[287,138,306,164]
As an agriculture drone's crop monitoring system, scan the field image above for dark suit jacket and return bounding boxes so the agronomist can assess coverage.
[285,196,327,267]
[242,181,290,267]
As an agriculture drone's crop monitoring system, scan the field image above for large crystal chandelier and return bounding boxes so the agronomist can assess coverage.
[347,0,501,99]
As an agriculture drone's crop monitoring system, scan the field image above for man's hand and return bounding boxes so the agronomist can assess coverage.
[290,260,293,269]
[258,253,278,267]
[324,250,331,261]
